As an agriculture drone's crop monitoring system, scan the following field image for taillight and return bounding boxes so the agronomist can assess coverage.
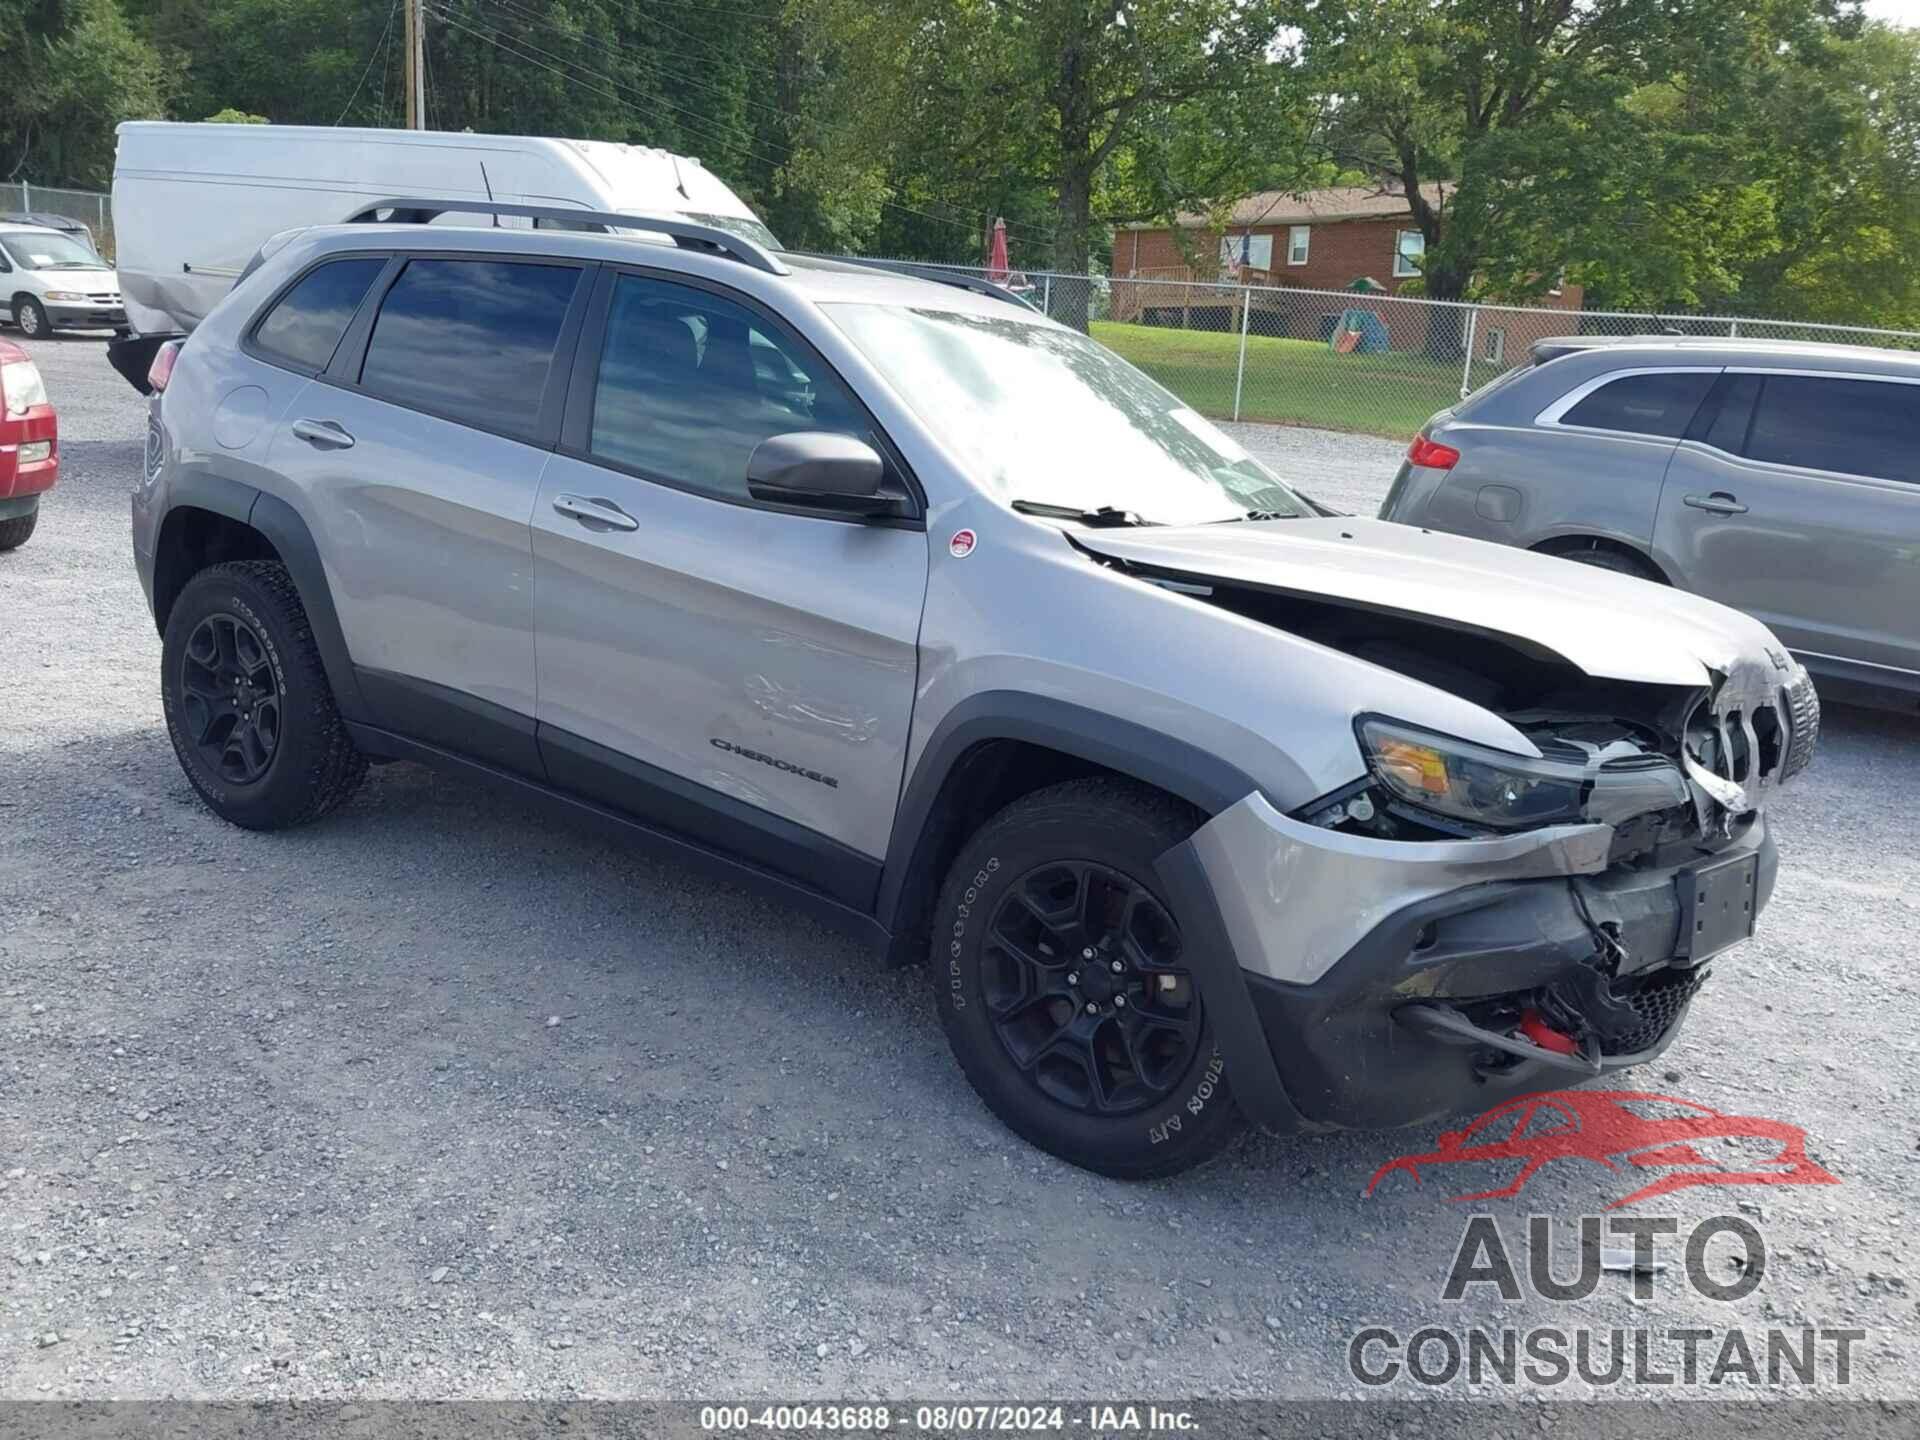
[148,340,183,393]
[1407,432,1461,470]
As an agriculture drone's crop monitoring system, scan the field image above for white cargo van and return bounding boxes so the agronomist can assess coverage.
[109,121,775,383]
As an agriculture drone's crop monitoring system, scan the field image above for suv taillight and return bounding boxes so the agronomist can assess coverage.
[148,340,183,393]
[1407,432,1461,470]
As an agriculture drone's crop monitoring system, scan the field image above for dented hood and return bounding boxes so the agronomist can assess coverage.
[1077,517,1783,688]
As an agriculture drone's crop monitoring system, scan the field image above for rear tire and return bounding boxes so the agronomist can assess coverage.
[161,560,367,829]
[0,506,36,551]
[1539,537,1666,583]
[13,296,48,339]
[931,778,1243,1179]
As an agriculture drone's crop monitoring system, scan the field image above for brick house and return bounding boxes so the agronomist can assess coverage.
[1114,185,1584,360]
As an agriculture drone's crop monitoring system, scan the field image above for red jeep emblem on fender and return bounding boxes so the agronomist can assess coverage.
[1366,1090,1838,1211]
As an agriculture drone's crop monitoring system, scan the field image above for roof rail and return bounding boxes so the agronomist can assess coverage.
[815,254,1040,312]
[341,198,790,276]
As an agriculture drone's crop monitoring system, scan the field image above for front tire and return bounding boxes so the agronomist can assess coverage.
[161,560,367,829]
[0,504,36,551]
[932,779,1243,1179]
[13,296,49,339]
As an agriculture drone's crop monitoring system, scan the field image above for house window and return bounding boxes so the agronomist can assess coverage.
[1288,226,1310,265]
[1484,328,1505,364]
[1393,229,1424,278]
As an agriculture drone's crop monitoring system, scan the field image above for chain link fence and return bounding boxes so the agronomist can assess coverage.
[1,182,115,260]
[891,262,1920,441]
[16,184,1918,441]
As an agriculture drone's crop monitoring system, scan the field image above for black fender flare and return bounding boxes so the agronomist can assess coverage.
[874,690,1258,937]
[156,476,369,724]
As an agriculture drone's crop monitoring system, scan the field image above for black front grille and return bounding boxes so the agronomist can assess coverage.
[1782,673,1820,781]
[1603,967,1708,1055]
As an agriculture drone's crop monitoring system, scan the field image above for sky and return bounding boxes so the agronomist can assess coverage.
[1864,0,1920,25]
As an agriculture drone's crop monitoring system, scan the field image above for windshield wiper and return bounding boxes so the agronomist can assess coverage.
[1011,500,1157,528]
[1206,509,1299,524]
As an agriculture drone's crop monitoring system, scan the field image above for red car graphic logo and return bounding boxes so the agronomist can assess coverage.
[1366,1090,1838,1210]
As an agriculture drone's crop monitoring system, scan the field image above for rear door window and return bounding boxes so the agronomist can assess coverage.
[1558,371,1715,438]
[1744,375,1920,484]
[252,257,388,373]
[358,258,583,437]
[1688,372,1761,454]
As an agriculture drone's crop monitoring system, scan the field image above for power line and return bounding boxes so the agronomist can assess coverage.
[377,8,394,124]
[334,0,401,126]
[478,0,793,127]
[489,0,1039,243]
[443,0,1051,247]
[432,2,770,151]
[639,0,787,17]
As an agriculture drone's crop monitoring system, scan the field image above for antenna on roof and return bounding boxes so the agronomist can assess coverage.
[669,153,690,201]
[479,162,499,227]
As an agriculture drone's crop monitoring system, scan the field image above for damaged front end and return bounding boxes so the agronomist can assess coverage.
[1134,557,1820,1133]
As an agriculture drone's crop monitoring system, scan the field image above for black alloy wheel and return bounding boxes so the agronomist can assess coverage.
[982,859,1203,1117]
[177,611,283,785]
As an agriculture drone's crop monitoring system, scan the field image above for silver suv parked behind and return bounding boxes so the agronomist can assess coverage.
[1380,337,1920,710]
[134,207,1817,1178]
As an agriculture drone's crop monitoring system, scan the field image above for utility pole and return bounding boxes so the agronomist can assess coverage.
[403,0,426,129]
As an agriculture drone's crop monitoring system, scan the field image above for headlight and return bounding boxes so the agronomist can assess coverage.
[1359,717,1589,830]
[1,358,48,416]
[40,290,85,301]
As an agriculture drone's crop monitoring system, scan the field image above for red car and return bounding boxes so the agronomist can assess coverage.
[0,338,56,550]
[1366,1090,1838,1210]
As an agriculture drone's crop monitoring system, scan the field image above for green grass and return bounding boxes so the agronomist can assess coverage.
[1091,320,1504,439]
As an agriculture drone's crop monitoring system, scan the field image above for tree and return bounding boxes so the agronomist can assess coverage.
[2,0,168,187]
[1720,20,1920,326]
[1304,0,1778,308]
[792,0,1315,325]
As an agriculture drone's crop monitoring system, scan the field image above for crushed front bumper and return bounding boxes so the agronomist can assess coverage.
[1156,792,1775,1135]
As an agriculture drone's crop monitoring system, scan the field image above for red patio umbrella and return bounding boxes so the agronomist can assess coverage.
[985,216,1011,283]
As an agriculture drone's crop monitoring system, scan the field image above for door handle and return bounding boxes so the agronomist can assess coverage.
[290,418,355,450]
[552,493,639,532]
[1683,491,1747,516]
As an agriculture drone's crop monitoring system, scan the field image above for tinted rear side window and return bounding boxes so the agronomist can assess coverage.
[1692,372,1761,454]
[359,259,581,437]
[253,257,387,372]
[1559,371,1715,438]
[1746,375,1920,483]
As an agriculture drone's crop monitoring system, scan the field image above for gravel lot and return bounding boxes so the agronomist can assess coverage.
[2,332,1917,1406]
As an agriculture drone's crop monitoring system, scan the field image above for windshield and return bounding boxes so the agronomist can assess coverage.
[824,304,1309,524]
[2,232,101,270]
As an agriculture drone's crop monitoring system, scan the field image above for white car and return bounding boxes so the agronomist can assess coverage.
[0,223,123,337]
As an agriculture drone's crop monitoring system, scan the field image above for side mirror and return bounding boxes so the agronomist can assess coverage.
[747,431,900,516]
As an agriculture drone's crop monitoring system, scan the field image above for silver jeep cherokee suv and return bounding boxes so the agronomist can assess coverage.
[132,204,1818,1178]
